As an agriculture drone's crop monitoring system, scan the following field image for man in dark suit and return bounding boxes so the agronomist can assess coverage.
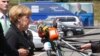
[0,23,19,56]
[75,3,87,15]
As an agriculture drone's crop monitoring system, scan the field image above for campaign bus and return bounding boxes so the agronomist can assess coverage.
[21,1,94,26]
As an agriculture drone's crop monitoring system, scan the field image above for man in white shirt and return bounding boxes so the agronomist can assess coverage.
[0,13,10,35]
[0,0,10,35]
[0,0,19,56]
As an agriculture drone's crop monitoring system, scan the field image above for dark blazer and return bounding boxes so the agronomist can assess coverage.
[6,23,34,56]
[75,10,87,15]
[91,41,100,53]
[0,23,19,56]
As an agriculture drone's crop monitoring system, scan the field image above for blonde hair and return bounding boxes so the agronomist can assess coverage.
[9,5,32,23]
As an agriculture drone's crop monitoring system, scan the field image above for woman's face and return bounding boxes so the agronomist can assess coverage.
[19,15,30,31]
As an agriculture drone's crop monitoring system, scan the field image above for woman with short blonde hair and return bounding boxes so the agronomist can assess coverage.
[9,5,31,24]
[6,5,34,56]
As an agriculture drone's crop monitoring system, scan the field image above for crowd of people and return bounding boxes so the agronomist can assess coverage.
[0,0,100,56]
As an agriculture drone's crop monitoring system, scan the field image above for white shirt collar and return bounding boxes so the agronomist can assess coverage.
[0,12,4,19]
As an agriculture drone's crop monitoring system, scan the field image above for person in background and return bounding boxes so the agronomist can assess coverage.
[80,41,100,53]
[53,18,58,28]
[75,3,87,15]
[0,22,19,56]
[6,5,34,56]
[0,0,19,56]
[0,0,10,35]
[25,29,34,55]
[26,30,33,42]
[37,21,56,52]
